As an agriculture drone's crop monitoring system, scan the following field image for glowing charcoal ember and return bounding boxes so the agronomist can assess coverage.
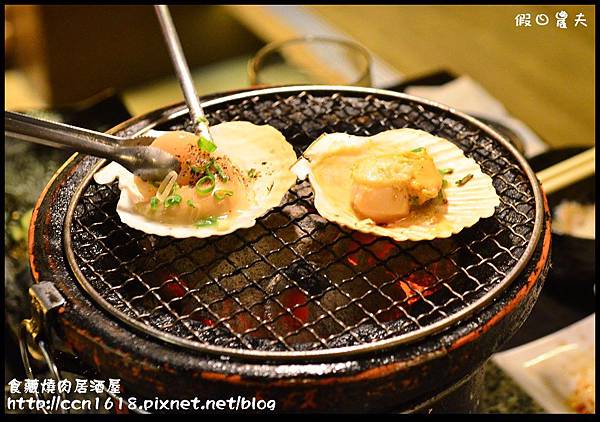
[159,276,189,301]
[277,287,310,331]
[371,240,398,261]
[405,271,437,290]
[377,280,409,323]
[201,318,214,327]
[346,232,398,267]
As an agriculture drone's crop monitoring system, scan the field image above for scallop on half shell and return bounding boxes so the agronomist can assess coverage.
[94,121,297,238]
[291,128,500,242]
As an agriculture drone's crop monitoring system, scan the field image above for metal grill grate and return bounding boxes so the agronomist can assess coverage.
[65,88,541,359]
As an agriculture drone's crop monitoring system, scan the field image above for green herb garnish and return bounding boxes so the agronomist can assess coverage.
[150,197,159,210]
[187,199,196,208]
[436,188,445,200]
[212,162,229,182]
[191,158,228,182]
[214,189,234,201]
[455,174,474,187]
[164,194,182,208]
[439,168,454,175]
[194,216,218,227]
[195,174,215,195]
[411,147,425,153]
[197,136,217,153]
[247,168,257,179]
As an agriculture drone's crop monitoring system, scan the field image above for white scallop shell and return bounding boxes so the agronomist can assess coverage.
[292,128,500,242]
[93,121,297,238]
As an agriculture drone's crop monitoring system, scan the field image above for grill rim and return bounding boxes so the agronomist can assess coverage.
[62,85,544,361]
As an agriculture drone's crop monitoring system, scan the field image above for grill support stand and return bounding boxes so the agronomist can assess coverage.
[18,282,66,414]
[16,281,147,415]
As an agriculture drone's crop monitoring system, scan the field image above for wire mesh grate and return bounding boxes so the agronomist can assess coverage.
[66,89,539,357]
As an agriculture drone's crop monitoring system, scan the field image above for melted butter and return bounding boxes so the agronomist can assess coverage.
[383,194,449,229]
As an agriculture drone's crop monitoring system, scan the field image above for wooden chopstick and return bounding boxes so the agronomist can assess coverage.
[536,147,595,195]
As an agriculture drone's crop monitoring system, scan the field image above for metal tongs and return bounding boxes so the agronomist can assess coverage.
[4,111,180,182]
[154,5,213,140]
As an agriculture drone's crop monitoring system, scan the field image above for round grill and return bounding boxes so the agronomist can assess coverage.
[64,86,542,360]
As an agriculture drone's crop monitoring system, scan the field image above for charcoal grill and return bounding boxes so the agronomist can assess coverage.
[26,86,551,412]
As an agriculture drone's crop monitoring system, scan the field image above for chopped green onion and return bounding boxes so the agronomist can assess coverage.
[197,136,217,153]
[191,159,228,182]
[164,194,182,208]
[411,147,425,153]
[206,158,215,171]
[150,197,159,210]
[195,174,215,195]
[194,216,218,227]
[212,162,229,182]
[456,174,474,187]
[187,199,196,208]
[202,158,215,176]
[214,189,234,201]
[439,168,454,175]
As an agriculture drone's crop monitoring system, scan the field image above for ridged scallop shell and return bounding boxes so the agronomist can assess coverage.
[292,128,500,242]
[94,121,297,238]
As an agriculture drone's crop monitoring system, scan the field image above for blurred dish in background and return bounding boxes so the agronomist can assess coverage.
[528,147,595,293]
[552,201,595,239]
[493,314,595,414]
[248,36,372,86]
[496,148,595,410]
